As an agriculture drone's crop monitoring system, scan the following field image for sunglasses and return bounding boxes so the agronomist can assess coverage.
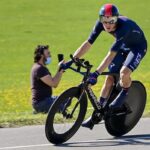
[100,16,118,24]
[102,20,116,24]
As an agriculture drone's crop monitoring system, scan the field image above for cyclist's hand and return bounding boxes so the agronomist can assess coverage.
[87,71,100,85]
[59,60,73,70]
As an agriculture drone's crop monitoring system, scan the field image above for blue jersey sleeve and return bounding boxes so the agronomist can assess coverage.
[88,20,104,44]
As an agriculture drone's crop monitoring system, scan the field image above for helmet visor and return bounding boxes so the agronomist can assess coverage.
[100,16,118,24]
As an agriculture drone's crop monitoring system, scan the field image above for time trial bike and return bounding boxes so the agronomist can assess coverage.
[45,55,146,144]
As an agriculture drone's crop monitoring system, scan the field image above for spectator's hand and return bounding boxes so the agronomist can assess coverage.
[87,71,100,85]
[58,60,65,72]
[59,60,73,71]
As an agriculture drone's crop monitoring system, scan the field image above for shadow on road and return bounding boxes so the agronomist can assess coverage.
[55,134,150,147]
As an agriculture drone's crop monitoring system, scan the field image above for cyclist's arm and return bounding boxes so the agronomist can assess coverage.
[40,70,64,88]
[73,20,103,58]
[96,51,117,74]
[73,40,92,58]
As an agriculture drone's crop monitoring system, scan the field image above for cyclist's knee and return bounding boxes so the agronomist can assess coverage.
[120,67,132,88]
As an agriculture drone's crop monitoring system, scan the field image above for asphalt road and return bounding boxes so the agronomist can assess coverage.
[0,118,150,150]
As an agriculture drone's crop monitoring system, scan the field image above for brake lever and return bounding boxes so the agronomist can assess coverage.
[83,61,93,69]
[70,54,93,69]
[70,54,76,62]
[70,54,83,67]
[76,59,85,67]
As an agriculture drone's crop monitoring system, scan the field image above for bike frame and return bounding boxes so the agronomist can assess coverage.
[68,63,120,114]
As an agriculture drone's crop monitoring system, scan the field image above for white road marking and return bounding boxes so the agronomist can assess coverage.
[0,144,53,150]
[0,137,150,149]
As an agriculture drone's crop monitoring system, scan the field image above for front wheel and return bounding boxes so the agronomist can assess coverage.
[45,87,87,144]
[105,81,146,137]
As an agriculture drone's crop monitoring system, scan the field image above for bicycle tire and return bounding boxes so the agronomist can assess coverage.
[105,81,146,137]
[45,87,87,144]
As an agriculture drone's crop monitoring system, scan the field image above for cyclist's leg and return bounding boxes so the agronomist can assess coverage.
[99,75,114,107]
[109,67,131,109]
[99,51,127,107]
[82,51,126,129]
[109,49,147,109]
[120,66,132,88]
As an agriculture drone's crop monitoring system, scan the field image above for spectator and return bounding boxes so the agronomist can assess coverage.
[30,45,64,113]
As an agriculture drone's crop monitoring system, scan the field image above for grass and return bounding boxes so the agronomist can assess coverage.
[0,0,150,127]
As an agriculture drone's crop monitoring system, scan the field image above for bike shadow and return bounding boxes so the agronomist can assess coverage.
[55,134,150,147]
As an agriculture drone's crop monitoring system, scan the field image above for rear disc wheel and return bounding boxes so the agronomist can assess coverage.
[105,81,146,137]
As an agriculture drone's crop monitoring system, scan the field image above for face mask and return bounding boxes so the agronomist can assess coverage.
[45,57,51,65]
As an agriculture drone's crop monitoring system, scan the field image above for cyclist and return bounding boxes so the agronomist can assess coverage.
[63,4,147,129]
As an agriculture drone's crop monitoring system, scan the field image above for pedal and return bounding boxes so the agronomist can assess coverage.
[92,111,103,124]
